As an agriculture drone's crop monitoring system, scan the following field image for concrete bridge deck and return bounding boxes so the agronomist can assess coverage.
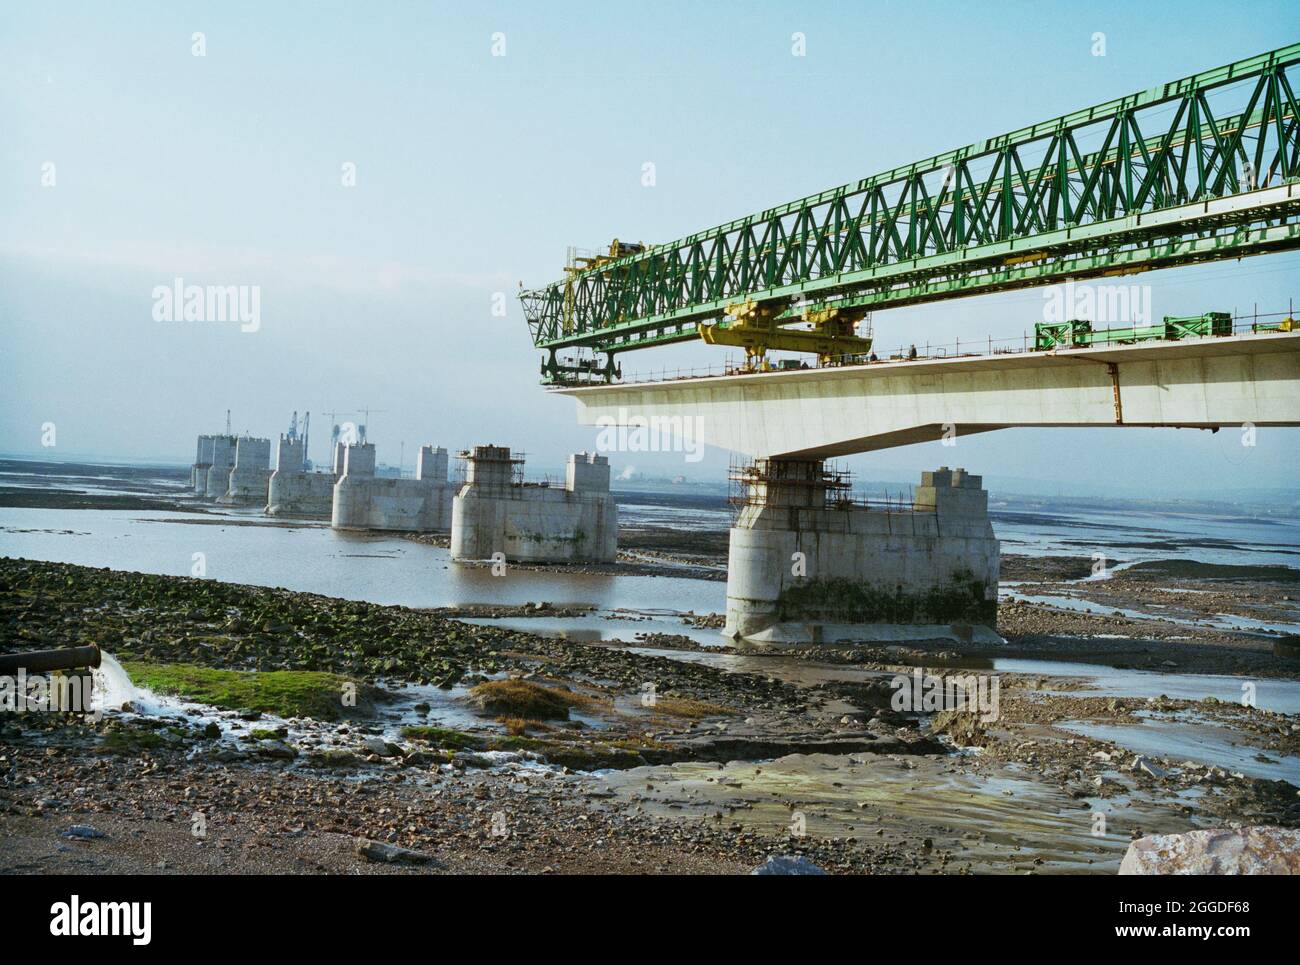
[556,330,1300,458]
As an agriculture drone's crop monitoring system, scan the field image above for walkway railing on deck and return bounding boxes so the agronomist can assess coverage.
[600,306,1296,387]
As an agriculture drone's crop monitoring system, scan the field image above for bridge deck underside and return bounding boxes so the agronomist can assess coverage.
[559,332,1300,458]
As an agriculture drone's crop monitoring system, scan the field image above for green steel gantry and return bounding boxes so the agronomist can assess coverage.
[521,43,1300,383]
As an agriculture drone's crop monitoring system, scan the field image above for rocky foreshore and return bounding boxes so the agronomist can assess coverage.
[2,556,1298,874]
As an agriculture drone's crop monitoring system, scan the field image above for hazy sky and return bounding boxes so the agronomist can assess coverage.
[3,1,1298,497]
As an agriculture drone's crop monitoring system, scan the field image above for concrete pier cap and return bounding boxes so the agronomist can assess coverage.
[276,435,306,472]
[724,457,1001,646]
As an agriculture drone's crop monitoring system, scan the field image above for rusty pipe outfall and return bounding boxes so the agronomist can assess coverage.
[0,644,102,676]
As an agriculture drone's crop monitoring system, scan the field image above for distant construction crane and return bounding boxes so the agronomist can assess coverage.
[321,410,355,465]
[521,43,1300,383]
[321,407,386,451]
[285,410,312,468]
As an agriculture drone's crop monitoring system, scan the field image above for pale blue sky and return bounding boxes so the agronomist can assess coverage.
[2,1,1298,496]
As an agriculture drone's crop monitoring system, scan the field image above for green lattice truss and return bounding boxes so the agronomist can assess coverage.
[521,43,1300,382]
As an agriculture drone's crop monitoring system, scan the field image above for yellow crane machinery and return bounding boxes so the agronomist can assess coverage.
[562,239,645,334]
[698,300,874,370]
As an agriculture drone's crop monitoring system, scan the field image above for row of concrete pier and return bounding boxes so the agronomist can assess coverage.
[189,434,617,564]
[191,433,1000,643]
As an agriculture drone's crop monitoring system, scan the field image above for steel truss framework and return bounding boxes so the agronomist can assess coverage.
[521,44,1300,375]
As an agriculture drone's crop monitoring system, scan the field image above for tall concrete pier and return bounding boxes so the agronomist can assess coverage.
[201,435,239,499]
[725,461,999,644]
[450,447,617,563]
[192,433,238,495]
[267,434,335,517]
[330,443,453,532]
[191,435,216,492]
[217,436,272,505]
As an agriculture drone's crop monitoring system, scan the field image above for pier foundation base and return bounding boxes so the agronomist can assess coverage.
[450,447,617,563]
[724,461,1000,645]
[331,444,453,532]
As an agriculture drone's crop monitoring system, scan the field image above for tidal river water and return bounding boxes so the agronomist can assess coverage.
[0,505,726,637]
[3,482,1300,646]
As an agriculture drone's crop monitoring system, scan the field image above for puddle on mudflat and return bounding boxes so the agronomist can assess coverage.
[460,610,729,648]
[994,659,1300,714]
[626,646,893,687]
[621,648,1300,717]
[1001,588,1300,636]
[592,752,1198,873]
[1060,713,1300,783]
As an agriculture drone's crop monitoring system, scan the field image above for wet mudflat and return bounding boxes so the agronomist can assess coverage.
[2,551,1297,874]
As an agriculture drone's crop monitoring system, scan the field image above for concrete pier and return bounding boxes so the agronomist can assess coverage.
[266,435,335,517]
[330,443,454,532]
[277,435,306,472]
[191,435,216,492]
[192,433,238,495]
[201,435,238,499]
[724,462,999,645]
[450,447,617,563]
[217,436,273,505]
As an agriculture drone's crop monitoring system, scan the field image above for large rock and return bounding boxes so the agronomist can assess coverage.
[354,838,439,866]
[1119,827,1300,875]
[750,855,828,875]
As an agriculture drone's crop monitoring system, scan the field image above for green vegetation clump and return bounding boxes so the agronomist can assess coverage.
[122,661,363,721]
[96,720,201,755]
[399,725,486,750]
[648,696,736,719]
[469,679,599,720]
